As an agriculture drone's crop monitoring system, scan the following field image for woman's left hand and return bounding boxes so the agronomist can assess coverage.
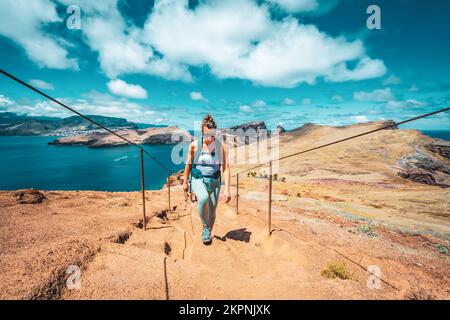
[222,190,231,203]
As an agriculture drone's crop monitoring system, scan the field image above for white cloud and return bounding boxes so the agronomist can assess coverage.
[240,105,252,112]
[302,98,312,105]
[382,74,401,85]
[353,88,394,102]
[190,91,208,102]
[385,99,427,110]
[29,79,55,90]
[326,57,386,83]
[266,0,337,14]
[282,98,295,105]
[0,95,14,106]
[332,94,344,103]
[2,0,386,88]
[267,0,318,12]
[350,115,368,122]
[107,79,148,99]
[252,100,267,108]
[409,84,419,92]
[0,0,78,70]
[142,0,386,87]
[56,0,191,81]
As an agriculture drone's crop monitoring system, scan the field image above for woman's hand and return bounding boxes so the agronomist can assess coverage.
[183,182,189,193]
[222,189,231,203]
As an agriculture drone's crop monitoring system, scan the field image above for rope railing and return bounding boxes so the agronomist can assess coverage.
[2,68,449,237]
[232,106,450,236]
[0,68,174,230]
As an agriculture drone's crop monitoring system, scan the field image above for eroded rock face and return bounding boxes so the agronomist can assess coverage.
[425,143,450,160]
[396,144,450,187]
[220,121,269,146]
[14,189,46,204]
[398,171,440,187]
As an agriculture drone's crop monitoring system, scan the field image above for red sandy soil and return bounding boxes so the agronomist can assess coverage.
[0,185,448,300]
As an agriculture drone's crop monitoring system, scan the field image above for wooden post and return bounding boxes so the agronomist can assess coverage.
[268,160,272,237]
[236,173,239,214]
[140,149,146,230]
[167,170,171,212]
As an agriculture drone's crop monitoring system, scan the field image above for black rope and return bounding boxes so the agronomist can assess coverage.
[233,106,450,176]
[0,68,170,172]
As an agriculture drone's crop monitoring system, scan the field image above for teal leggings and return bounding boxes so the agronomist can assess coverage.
[191,176,221,230]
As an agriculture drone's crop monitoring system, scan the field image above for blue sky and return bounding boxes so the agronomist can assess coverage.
[0,0,449,131]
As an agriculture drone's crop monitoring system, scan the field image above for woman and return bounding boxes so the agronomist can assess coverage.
[183,114,231,244]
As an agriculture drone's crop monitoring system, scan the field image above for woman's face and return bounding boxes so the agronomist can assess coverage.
[202,125,216,144]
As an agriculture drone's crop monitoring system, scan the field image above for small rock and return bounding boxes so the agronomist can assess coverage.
[13,189,46,204]
[276,125,286,135]
[168,214,180,221]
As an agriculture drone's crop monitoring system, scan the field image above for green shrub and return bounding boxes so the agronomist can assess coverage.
[436,244,449,255]
[359,224,377,237]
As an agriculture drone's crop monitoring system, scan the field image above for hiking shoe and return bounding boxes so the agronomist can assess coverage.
[202,226,212,244]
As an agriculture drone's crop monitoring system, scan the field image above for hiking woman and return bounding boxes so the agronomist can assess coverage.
[183,114,231,244]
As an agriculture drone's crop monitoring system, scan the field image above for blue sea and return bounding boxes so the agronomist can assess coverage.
[0,136,186,191]
[421,130,450,141]
[0,131,448,191]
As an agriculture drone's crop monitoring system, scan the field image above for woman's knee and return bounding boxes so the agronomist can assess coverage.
[196,193,209,206]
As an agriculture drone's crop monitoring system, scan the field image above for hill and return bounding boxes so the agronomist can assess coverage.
[0,112,161,136]
[0,120,448,299]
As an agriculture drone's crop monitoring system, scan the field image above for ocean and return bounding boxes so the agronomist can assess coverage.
[421,130,450,141]
[0,131,448,191]
[0,136,185,191]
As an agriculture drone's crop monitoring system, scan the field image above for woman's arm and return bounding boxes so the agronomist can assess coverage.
[221,142,231,203]
[183,142,195,192]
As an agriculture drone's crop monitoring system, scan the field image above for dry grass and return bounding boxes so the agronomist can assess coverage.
[321,261,353,280]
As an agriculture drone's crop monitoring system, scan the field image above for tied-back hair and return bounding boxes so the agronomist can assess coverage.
[201,114,217,133]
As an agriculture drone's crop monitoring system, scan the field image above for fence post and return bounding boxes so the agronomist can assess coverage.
[140,148,147,230]
[268,160,272,237]
[236,173,239,214]
[167,170,171,212]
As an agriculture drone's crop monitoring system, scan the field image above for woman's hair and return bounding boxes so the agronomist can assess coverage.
[201,113,217,133]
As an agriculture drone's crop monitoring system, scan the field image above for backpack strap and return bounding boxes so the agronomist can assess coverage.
[214,137,223,167]
[193,136,203,166]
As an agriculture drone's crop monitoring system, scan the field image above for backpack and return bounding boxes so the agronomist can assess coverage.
[189,136,222,191]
